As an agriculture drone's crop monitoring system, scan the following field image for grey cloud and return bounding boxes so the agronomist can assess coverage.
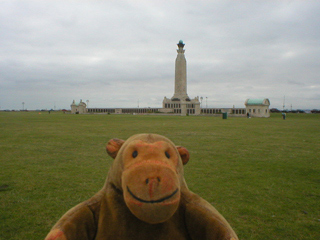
[1,0,320,110]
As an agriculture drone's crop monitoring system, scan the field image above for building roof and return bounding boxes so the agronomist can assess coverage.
[245,98,270,106]
[71,100,86,107]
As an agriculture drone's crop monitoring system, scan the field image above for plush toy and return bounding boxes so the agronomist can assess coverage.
[45,134,238,240]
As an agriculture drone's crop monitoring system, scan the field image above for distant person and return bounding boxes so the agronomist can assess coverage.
[282,112,286,120]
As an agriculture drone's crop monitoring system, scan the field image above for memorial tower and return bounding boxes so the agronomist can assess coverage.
[172,40,189,101]
[162,40,200,115]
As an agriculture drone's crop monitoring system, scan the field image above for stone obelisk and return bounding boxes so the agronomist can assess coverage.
[172,40,189,101]
[162,40,200,116]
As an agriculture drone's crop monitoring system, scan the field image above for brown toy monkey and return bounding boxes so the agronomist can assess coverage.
[45,134,238,240]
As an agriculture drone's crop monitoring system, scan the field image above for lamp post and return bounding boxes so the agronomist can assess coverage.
[22,102,25,111]
[206,97,208,109]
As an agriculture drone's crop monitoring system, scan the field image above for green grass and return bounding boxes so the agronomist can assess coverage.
[0,112,319,239]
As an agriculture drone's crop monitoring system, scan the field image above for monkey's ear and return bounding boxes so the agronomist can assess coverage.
[106,138,125,159]
[176,146,190,165]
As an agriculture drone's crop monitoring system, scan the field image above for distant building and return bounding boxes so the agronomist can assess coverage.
[161,40,200,116]
[71,41,270,118]
[71,99,87,114]
[245,99,270,118]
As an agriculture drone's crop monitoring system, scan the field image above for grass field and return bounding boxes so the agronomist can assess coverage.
[0,112,319,239]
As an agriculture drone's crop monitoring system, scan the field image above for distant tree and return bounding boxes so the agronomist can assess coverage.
[270,108,280,113]
[311,109,320,113]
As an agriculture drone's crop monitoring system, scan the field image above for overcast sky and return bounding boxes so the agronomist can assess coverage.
[1,0,319,110]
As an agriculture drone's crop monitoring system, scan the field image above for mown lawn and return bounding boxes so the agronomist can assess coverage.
[0,112,319,239]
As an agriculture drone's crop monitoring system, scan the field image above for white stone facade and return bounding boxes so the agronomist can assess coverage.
[245,99,270,118]
[162,40,200,116]
[71,99,87,114]
[162,97,201,115]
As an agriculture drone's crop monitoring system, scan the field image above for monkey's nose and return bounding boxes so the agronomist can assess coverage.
[145,177,161,184]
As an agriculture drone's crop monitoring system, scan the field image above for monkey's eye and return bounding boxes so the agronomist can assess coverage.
[165,151,170,159]
[132,151,138,158]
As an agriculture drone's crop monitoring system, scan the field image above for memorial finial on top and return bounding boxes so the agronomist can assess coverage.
[177,40,185,48]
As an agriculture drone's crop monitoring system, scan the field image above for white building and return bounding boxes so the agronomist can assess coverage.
[245,99,270,118]
[161,40,200,116]
[71,99,87,114]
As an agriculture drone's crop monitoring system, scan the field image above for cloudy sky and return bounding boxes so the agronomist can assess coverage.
[1,0,319,110]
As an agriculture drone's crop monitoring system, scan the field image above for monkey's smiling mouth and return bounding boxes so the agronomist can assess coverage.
[127,186,178,204]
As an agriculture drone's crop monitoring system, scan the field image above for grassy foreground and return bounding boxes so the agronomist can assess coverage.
[0,112,319,239]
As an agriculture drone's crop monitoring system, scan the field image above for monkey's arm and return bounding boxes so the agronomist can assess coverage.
[45,195,101,240]
[183,192,238,240]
